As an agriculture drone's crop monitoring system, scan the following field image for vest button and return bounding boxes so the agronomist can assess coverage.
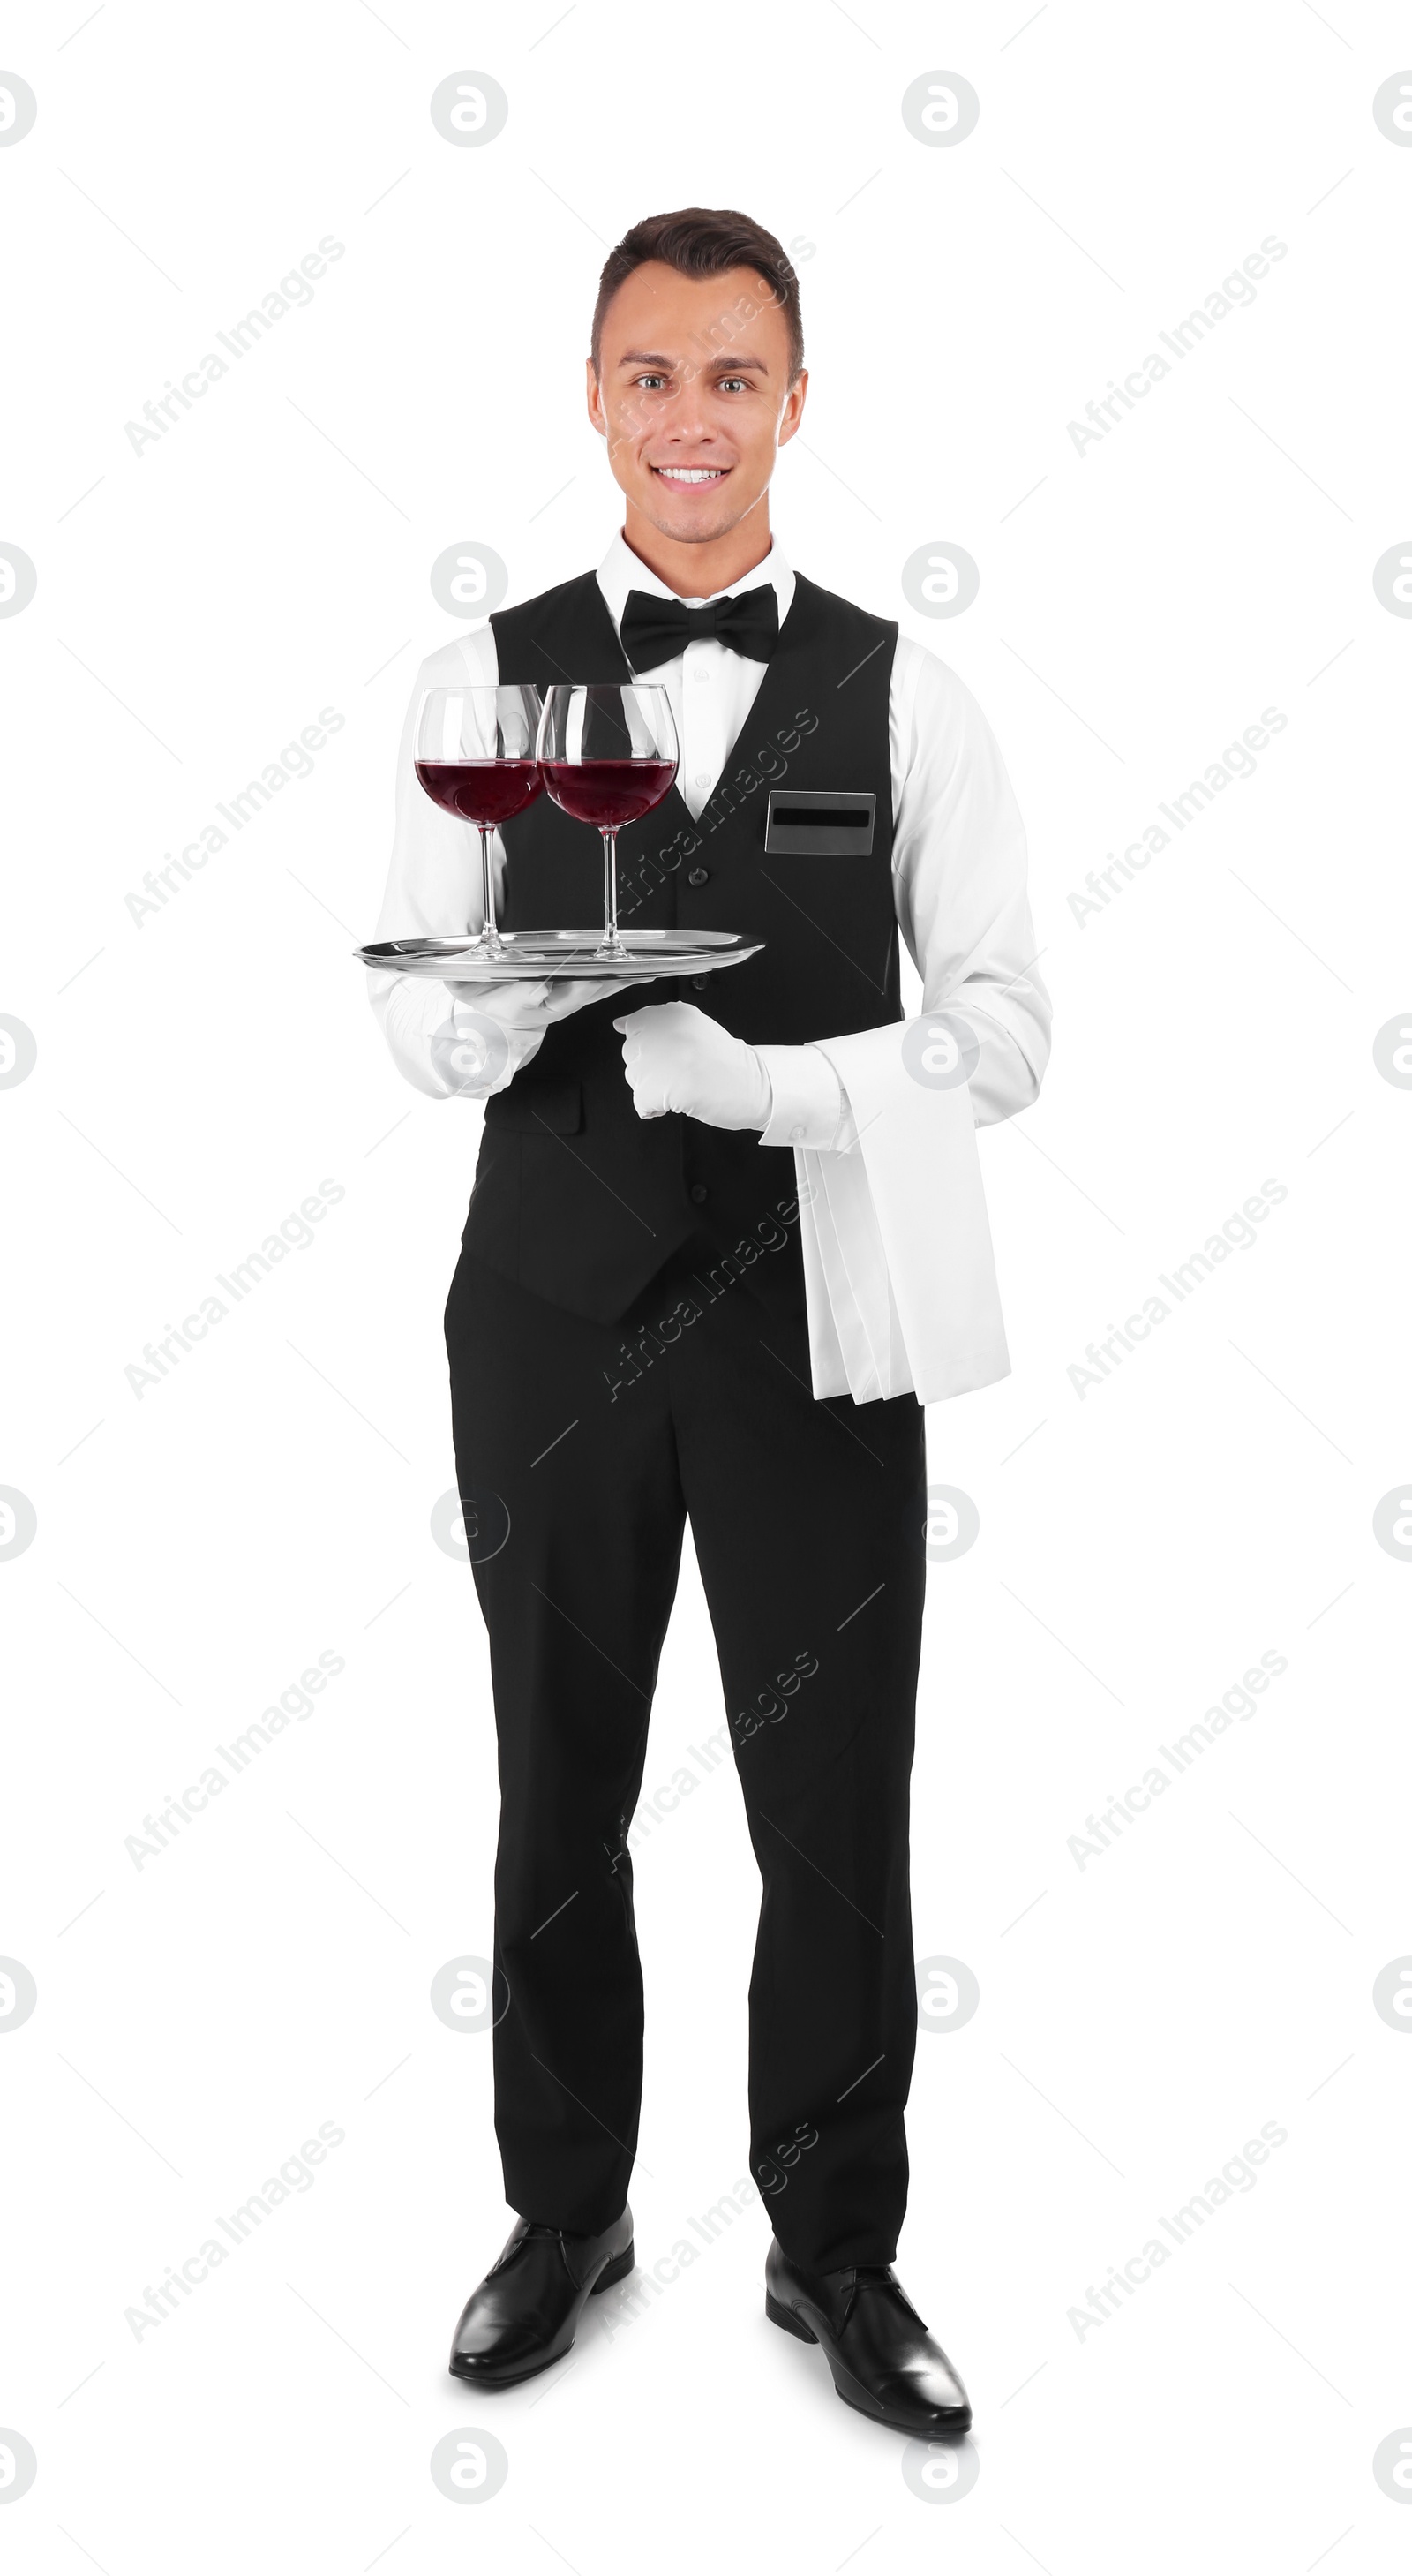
[691,975,709,990]
[687,866,709,887]
[689,1183,709,1205]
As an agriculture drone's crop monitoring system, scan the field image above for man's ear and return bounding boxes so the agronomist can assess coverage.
[585,357,606,438]
[777,367,808,450]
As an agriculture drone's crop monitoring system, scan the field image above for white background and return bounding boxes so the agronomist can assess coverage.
[3,1,1411,2566]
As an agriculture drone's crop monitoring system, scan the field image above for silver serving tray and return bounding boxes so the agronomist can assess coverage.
[357,929,763,983]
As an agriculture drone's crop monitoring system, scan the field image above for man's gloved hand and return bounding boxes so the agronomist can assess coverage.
[447,972,635,1029]
[613,1001,772,1130]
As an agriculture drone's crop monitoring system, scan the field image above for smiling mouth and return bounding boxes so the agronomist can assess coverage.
[650,465,728,484]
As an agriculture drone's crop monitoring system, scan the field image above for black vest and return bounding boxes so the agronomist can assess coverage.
[463,569,900,1323]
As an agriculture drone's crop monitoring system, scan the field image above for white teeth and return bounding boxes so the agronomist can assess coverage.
[655,467,724,482]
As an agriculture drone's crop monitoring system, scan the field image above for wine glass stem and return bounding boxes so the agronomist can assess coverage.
[601,829,622,951]
[478,827,502,951]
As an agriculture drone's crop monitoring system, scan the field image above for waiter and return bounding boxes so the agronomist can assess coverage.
[370,207,1050,2435]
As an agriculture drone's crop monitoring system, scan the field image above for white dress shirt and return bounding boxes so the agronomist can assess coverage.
[368,534,1050,1405]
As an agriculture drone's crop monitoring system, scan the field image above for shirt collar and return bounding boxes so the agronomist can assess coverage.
[596,531,794,638]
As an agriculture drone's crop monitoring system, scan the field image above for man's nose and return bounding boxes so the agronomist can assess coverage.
[658,380,717,442]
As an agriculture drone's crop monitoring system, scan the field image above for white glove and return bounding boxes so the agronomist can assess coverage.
[613,1000,773,1130]
[447,973,635,1029]
[431,973,639,1101]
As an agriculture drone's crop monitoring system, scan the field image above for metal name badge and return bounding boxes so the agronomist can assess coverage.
[763,788,876,857]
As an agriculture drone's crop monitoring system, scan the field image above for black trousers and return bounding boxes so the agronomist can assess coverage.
[445,1233,928,2273]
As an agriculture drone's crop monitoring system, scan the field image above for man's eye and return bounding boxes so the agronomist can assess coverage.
[717,377,748,394]
[635,374,669,391]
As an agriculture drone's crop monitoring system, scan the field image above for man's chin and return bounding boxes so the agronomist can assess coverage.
[635,483,760,546]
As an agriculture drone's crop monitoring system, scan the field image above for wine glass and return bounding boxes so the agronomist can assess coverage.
[414,684,545,955]
[536,683,679,961]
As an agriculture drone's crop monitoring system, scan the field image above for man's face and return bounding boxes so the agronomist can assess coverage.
[587,260,807,549]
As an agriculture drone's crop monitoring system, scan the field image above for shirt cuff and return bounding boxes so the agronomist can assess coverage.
[755,1043,847,1149]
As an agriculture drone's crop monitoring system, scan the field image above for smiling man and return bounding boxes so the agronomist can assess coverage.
[588,249,805,585]
[369,207,1049,2435]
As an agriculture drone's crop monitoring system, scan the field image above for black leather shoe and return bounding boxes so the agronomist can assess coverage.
[448,2207,635,2390]
[764,2240,972,2435]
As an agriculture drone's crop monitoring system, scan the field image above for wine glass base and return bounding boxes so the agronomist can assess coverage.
[594,939,628,964]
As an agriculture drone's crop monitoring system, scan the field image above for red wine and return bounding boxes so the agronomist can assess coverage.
[541,758,677,830]
[415,759,545,826]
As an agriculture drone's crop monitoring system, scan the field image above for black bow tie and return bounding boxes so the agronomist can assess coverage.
[620,586,780,673]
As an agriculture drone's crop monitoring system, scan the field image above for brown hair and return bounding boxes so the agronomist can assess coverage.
[590,207,804,382]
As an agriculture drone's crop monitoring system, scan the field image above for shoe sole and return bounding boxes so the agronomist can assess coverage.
[764,2290,973,2437]
[448,2241,635,2391]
